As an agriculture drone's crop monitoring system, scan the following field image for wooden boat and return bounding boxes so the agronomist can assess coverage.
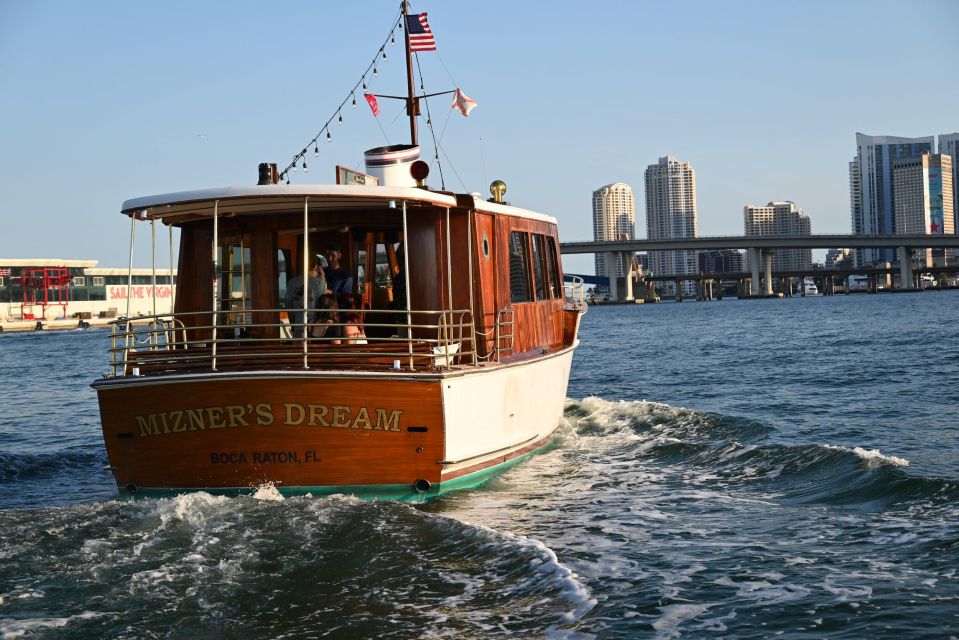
[92,4,586,500]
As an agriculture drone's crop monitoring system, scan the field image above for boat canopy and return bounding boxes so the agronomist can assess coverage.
[121,184,459,224]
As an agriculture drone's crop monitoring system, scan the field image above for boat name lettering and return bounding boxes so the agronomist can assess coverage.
[133,402,401,437]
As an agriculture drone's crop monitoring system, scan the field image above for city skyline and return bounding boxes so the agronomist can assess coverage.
[1,1,957,277]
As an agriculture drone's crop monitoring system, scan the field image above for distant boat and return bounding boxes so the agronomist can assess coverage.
[796,278,818,296]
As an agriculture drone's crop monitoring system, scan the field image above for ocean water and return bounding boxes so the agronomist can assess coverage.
[1,291,957,639]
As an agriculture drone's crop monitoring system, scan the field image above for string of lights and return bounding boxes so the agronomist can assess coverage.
[279,9,403,183]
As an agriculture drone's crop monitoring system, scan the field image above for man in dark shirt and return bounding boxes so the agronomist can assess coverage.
[324,242,354,295]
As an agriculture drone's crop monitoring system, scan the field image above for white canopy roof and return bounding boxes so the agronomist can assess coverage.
[121,184,459,222]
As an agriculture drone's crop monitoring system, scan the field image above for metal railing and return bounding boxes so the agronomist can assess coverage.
[108,308,479,378]
[563,276,588,313]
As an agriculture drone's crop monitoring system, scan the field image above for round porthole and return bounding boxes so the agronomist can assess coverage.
[482,233,490,261]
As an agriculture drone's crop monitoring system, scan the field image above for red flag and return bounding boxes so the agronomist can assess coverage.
[364,93,380,117]
[452,89,477,117]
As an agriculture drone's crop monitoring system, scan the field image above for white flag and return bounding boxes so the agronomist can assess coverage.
[452,88,477,117]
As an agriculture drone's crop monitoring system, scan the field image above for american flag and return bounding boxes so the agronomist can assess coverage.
[406,13,436,52]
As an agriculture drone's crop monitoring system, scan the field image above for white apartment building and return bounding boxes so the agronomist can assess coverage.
[892,153,955,267]
[743,201,812,272]
[644,156,698,295]
[592,183,635,278]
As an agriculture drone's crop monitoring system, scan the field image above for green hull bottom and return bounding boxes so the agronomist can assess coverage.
[119,437,555,502]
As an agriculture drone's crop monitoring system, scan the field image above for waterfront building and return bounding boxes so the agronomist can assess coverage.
[592,183,635,278]
[743,201,812,272]
[849,133,935,266]
[644,156,698,295]
[698,249,744,273]
[825,248,853,269]
[0,259,176,322]
[941,133,959,238]
[892,153,955,267]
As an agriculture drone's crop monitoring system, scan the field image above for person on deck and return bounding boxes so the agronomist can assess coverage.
[324,243,354,295]
[285,254,326,338]
[311,294,343,343]
[336,293,367,345]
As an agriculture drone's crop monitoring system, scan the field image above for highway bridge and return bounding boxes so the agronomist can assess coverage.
[559,234,959,299]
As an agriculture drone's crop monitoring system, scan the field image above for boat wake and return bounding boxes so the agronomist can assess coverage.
[0,488,597,639]
[560,396,959,509]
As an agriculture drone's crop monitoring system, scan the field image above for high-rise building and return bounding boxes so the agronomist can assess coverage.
[940,133,959,234]
[743,201,812,272]
[849,133,935,266]
[825,248,853,269]
[698,249,744,273]
[592,183,635,277]
[893,153,955,266]
[644,156,698,294]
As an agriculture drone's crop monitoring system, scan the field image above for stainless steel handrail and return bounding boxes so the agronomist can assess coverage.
[563,276,588,313]
[108,308,477,378]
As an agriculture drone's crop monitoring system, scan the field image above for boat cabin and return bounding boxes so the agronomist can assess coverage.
[112,155,583,377]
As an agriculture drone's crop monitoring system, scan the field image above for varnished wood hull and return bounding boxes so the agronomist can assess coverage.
[93,348,575,500]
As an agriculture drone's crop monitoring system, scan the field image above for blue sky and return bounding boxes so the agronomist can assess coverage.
[1,0,957,273]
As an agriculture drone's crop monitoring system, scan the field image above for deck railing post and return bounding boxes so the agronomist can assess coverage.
[211,200,219,371]
[445,207,453,358]
[169,224,176,314]
[403,201,413,370]
[151,217,157,321]
[126,214,136,322]
[302,197,310,370]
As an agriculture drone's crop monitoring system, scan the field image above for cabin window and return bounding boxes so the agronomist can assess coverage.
[277,249,290,306]
[0,277,4,287]
[545,236,561,299]
[352,231,405,313]
[217,242,252,325]
[93,277,105,286]
[509,231,532,303]
[531,234,547,300]
[357,239,395,310]
[72,276,86,286]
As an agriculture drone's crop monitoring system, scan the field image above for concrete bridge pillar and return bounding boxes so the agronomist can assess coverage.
[604,252,618,301]
[898,247,914,290]
[675,279,683,302]
[761,249,774,296]
[625,267,635,301]
[748,248,761,296]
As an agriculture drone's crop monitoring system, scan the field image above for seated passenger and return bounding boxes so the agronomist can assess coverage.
[336,294,367,345]
[341,310,367,345]
[285,255,326,338]
[311,294,342,343]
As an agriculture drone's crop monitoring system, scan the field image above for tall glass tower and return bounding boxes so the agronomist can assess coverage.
[849,133,934,266]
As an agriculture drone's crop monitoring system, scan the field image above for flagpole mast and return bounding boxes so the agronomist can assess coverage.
[402,0,418,146]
